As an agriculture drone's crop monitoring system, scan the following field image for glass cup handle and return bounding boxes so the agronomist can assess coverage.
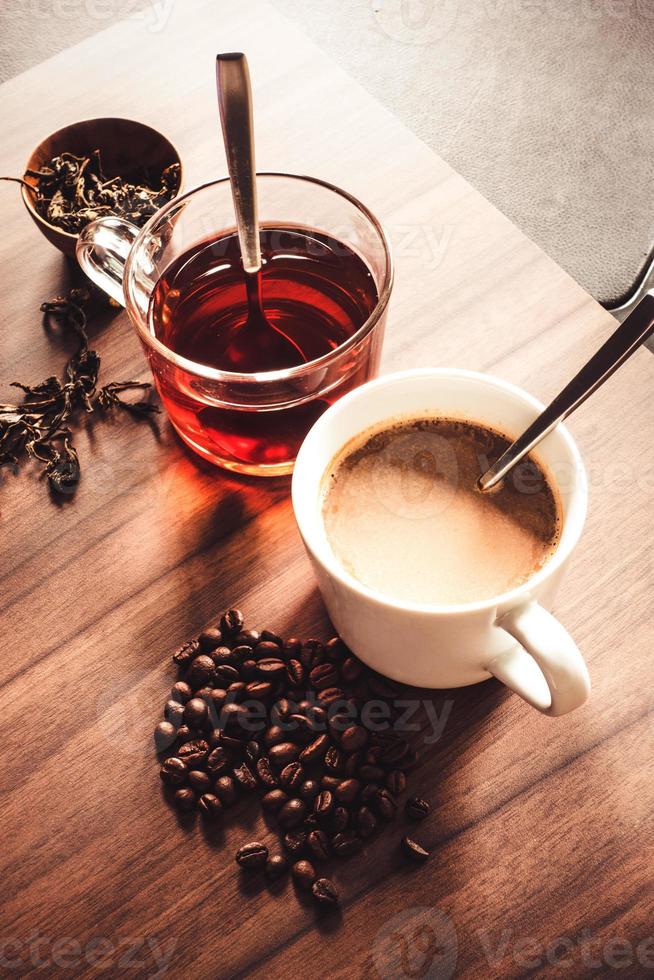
[76,216,140,307]
[487,599,591,716]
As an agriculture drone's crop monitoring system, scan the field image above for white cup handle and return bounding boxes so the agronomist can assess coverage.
[487,599,590,716]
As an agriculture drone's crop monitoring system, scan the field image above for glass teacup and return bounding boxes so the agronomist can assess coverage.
[77,173,393,476]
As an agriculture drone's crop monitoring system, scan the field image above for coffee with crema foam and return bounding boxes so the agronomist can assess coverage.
[321,417,561,606]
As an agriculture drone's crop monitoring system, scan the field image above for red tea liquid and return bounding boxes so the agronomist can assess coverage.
[148,228,381,472]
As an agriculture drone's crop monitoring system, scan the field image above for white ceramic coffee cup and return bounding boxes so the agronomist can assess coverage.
[292,368,590,716]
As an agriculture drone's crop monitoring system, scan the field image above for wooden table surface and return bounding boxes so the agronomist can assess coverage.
[1,2,653,977]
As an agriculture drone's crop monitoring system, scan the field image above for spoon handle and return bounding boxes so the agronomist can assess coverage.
[216,53,261,274]
[479,294,654,491]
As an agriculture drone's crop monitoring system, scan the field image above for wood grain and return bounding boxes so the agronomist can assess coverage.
[1,1,653,977]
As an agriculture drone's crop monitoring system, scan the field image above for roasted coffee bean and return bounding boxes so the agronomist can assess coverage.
[300,779,320,801]
[286,660,305,687]
[317,687,345,706]
[256,756,279,788]
[256,658,287,678]
[255,639,283,659]
[264,725,286,747]
[405,797,431,821]
[235,629,261,647]
[227,682,247,703]
[341,724,368,752]
[205,688,227,714]
[199,627,223,652]
[194,686,214,703]
[278,798,306,829]
[178,739,209,768]
[175,725,198,745]
[378,740,409,767]
[159,757,188,787]
[164,699,185,725]
[330,806,349,834]
[187,655,216,690]
[325,637,348,661]
[372,788,397,820]
[329,708,356,736]
[198,793,222,820]
[309,662,340,690]
[320,775,342,791]
[214,664,240,685]
[365,746,383,765]
[174,788,196,811]
[271,698,293,724]
[188,770,212,794]
[280,762,305,791]
[283,830,307,856]
[306,705,327,730]
[312,877,339,907]
[261,628,284,646]
[239,659,257,681]
[341,656,363,682]
[220,608,244,636]
[331,831,362,857]
[236,841,268,869]
[214,775,237,807]
[314,790,334,819]
[360,765,385,784]
[221,703,249,738]
[301,639,324,669]
[264,854,289,880]
[401,836,430,863]
[154,721,177,751]
[325,746,346,773]
[206,746,230,776]
[220,732,245,752]
[173,639,201,669]
[212,646,235,667]
[291,859,316,891]
[284,637,302,659]
[207,728,223,748]
[245,740,260,765]
[300,734,329,765]
[304,812,319,830]
[288,715,314,740]
[344,752,362,777]
[306,829,330,861]
[246,681,273,700]
[261,789,289,813]
[170,681,193,704]
[385,770,406,795]
[268,742,300,767]
[183,697,208,728]
[335,779,361,805]
[357,805,378,839]
[229,644,253,664]
[233,763,257,791]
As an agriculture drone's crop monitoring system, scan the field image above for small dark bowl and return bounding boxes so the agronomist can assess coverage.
[21,117,183,256]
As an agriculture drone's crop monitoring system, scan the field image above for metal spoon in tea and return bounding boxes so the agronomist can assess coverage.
[215,52,306,372]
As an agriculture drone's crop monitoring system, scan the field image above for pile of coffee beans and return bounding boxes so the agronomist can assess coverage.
[155,610,433,907]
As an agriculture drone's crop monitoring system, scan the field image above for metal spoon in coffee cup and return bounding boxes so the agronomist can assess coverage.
[478,295,654,492]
